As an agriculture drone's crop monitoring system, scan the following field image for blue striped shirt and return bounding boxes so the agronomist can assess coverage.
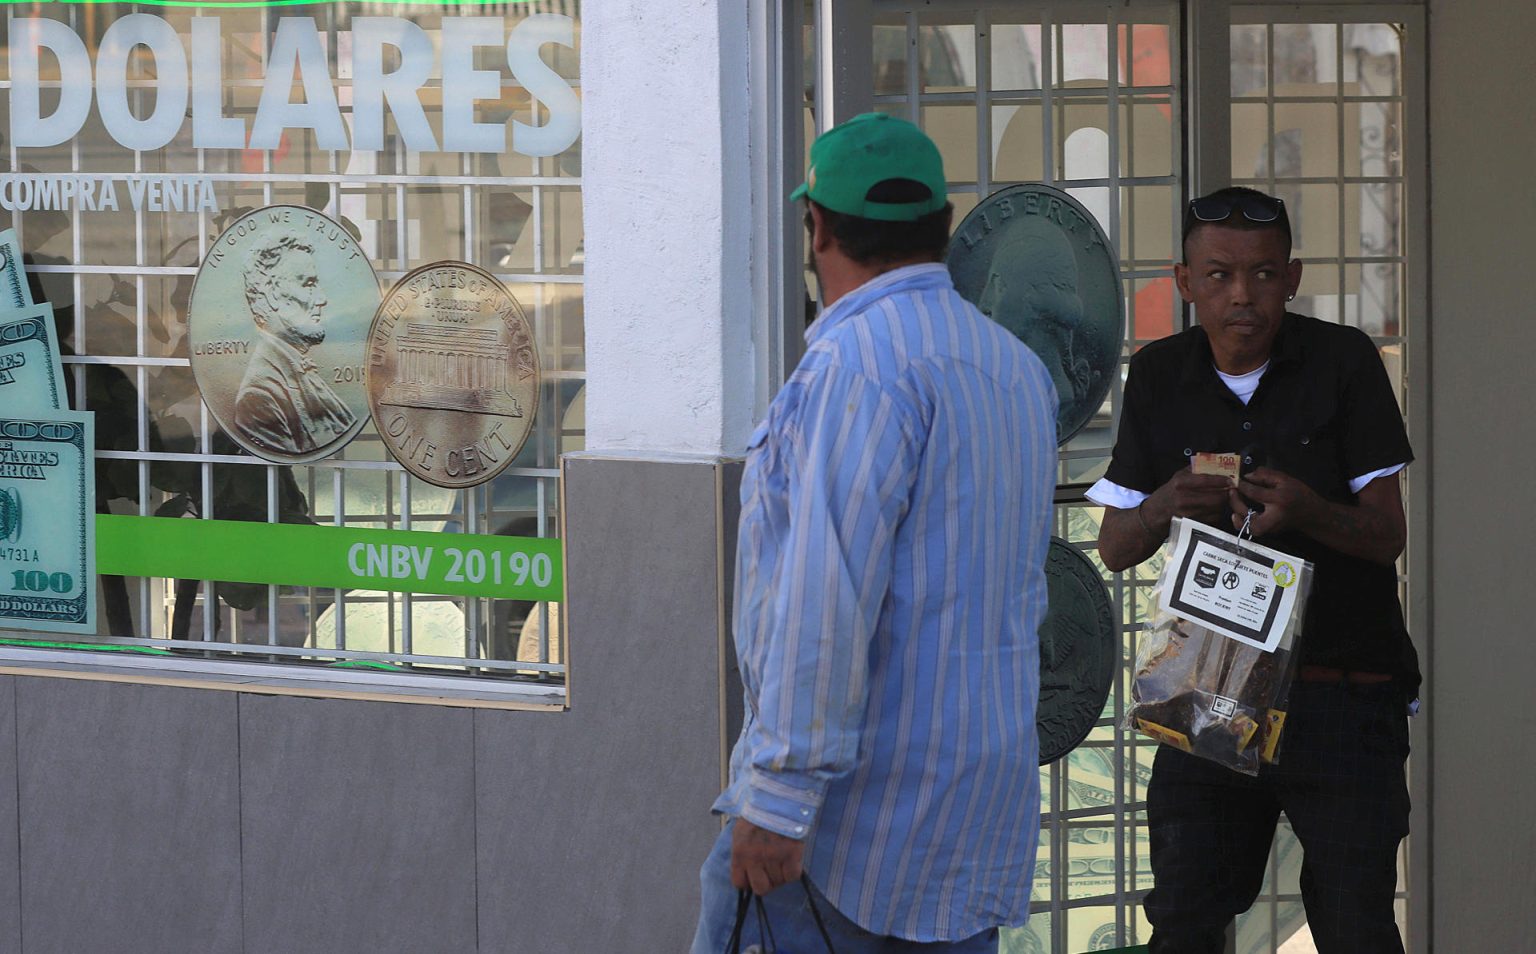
[714,263,1058,941]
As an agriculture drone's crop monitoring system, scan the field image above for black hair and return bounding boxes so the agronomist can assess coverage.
[1181,186,1293,262]
[805,178,953,267]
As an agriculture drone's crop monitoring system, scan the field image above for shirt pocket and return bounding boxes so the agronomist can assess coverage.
[739,421,786,511]
[1274,396,1345,494]
[746,421,770,452]
[743,421,774,479]
[1149,416,1226,476]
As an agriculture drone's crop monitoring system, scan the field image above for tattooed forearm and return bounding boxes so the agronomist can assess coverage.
[1305,498,1406,565]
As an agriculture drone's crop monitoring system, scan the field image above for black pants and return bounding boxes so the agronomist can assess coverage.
[1144,681,1411,954]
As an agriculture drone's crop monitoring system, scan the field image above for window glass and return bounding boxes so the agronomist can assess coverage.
[1230,20,1413,951]
[0,2,581,690]
[861,7,1180,952]
[826,8,1414,953]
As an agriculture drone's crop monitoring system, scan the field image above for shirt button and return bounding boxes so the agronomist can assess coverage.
[794,825,806,834]
[1183,447,1193,457]
[1242,421,1253,431]
[800,809,811,817]
[1243,455,1253,465]
[1301,436,1311,445]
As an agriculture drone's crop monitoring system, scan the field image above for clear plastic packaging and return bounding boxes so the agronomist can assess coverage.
[1124,517,1314,775]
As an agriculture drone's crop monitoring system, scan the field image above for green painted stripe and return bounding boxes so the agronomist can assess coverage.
[326,660,405,672]
[0,636,173,655]
[5,1,538,6]
[96,514,563,602]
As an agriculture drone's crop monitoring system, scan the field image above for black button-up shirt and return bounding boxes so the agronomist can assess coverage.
[1105,313,1418,685]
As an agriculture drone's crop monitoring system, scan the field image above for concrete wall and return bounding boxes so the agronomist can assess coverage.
[1427,1,1536,949]
[0,457,738,953]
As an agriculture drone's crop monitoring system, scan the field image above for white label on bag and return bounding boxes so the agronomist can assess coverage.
[1159,519,1302,652]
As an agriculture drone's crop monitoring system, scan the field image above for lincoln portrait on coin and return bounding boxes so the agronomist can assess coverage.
[233,232,355,456]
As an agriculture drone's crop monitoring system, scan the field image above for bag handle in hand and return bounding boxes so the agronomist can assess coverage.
[724,875,837,953]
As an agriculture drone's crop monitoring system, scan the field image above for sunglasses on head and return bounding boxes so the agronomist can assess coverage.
[1186,193,1285,226]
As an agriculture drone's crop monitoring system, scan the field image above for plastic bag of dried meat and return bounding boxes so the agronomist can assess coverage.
[1124,517,1314,775]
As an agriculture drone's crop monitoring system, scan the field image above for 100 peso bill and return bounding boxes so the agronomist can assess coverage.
[0,411,96,634]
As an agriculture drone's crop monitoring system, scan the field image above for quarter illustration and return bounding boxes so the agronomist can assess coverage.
[188,205,379,464]
[947,184,1125,444]
[1037,537,1117,764]
[366,262,539,489]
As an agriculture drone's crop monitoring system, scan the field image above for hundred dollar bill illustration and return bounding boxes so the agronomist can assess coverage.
[0,229,34,309]
[0,411,96,635]
[0,305,66,412]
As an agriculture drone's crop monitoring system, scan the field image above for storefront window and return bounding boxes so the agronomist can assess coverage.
[0,2,582,695]
[1229,18,1414,951]
[839,5,1181,949]
[800,4,1421,951]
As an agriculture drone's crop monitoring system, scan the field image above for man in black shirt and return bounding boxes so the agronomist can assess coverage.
[1090,186,1415,953]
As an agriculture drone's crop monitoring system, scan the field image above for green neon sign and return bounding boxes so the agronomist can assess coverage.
[96,515,563,602]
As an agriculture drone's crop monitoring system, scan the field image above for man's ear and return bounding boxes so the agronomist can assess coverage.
[808,202,833,256]
[1172,261,1194,303]
[1285,258,1304,299]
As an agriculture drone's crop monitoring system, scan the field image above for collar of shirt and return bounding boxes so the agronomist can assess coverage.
[1215,360,1270,405]
[1178,311,1306,390]
[804,262,953,348]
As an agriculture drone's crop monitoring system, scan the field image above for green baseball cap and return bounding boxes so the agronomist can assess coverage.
[790,112,948,222]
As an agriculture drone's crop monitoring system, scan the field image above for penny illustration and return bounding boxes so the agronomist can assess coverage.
[366,262,539,489]
[188,205,379,464]
[948,184,1125,445]
[1037,537,1117,764]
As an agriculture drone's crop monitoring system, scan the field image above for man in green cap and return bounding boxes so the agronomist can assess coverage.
[691,112,1058,951]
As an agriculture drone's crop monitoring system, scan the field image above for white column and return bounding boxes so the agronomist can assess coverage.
[582,0,756,456]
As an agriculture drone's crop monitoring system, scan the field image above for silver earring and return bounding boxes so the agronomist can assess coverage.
[1286,293,1295,301]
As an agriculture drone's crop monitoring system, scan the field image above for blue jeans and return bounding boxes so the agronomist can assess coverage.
[690,819,999,954]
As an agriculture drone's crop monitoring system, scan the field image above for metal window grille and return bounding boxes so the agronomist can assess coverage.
[1227,12,1425,953]
[0,2,582,702]
[805,3,1182,949]
[798,3,1425,952]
